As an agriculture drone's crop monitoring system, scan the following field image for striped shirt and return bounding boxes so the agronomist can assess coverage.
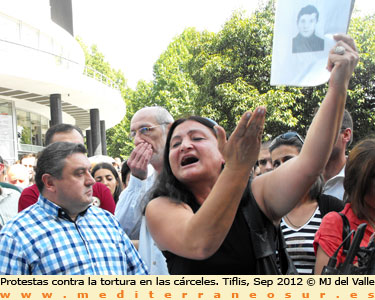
[281,207,322,275]
[0,195,148,275]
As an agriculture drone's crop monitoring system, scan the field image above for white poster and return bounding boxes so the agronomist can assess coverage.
[0,114,15,160]
[270,0,355,86]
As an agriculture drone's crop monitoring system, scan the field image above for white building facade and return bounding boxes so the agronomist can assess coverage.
[0,0,125,163]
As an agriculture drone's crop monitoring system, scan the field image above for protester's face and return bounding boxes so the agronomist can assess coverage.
[8,165,29,188]
[21,157,36,180]
[258,148,273,174]
[130,110,167,166]
[93,168,117,196]
[270,145,300,169]
[53,153,95,215]
[298,13,318,38]
[50,130,84,144]
[169,121,224,186]
[0,163,4,182]
[330,128,351,161]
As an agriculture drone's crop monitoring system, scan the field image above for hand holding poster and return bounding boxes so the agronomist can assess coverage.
[270,0,355,86]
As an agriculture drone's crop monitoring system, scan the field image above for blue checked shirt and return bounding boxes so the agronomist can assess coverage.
[0,195,148,275]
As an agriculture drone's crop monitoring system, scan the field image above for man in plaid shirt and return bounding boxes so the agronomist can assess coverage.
[0,142,148,275]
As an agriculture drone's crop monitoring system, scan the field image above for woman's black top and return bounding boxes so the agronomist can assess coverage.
[162,183,280,275]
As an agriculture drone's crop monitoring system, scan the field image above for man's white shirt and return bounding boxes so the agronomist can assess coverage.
[115,165,169,274]
[115,165,155,240]
[322,165,345,200]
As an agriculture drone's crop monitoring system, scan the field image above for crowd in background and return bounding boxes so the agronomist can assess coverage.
[0,34,374,275]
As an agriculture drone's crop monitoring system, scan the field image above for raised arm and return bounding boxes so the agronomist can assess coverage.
[252,35,359,223]
[146,108,265,259]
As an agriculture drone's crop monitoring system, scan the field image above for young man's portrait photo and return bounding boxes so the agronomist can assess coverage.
[292,4,325,53]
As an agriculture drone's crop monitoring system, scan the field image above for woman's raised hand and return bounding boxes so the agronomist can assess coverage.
[216,106,266,176]
[327,34,359,89]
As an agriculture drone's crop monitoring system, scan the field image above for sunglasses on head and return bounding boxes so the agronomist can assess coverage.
[270,131,304,148]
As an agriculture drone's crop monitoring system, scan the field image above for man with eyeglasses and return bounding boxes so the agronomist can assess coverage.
[322,109,353,200]
[115,106,173,274]
[256,141,273,175]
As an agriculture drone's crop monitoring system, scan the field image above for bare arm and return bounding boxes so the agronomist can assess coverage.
[252,35,359,224]
[315,245,330,275]
[146,107,266,259]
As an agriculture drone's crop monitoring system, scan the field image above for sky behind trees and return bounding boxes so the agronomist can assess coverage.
[73,0,375,88]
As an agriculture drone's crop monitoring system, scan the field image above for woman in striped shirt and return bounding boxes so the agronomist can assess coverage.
[269,132,344,274]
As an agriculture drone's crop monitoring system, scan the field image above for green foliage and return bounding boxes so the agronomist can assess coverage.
[78,0,375,158]
[76,37,131,158]
[152,28,211,118]
[347,15,375,145]
[180,2,304,137]
[20,127,31,144]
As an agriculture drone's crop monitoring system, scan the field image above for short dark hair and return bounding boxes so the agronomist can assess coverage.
[91,162,122,203]
[341,109,353,146]
[309,174,324,200]
[297,5,319,23]
[45,124,83,146]
[35,142,86,193]
[344,138,375,222]
[121,160,131,186]
[0,155,3,164]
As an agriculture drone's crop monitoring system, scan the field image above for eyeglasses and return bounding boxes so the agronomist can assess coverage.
[129,124,165,139]
[270,131,304,148]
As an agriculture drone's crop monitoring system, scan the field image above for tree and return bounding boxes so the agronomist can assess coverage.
[152,28,206,118]
[177,1,302,138]
[79,1,375,158]
[346,14,375,145]
[150,1,375,144]
[77,37,131,158]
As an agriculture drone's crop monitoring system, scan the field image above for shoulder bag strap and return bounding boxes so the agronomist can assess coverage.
[339,212,351,254]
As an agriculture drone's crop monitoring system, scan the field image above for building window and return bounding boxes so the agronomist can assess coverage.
[16,109,48,147]
[0,99,15,162]
[17,109,31,144]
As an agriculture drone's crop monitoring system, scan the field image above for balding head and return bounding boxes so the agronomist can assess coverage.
[130,106,173,172]
[131,106,174,126]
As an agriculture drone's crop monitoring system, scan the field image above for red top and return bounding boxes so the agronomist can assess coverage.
[18,182,115,214]
[314,203,374,266]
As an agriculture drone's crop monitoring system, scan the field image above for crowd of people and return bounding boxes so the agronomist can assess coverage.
[0,34,373,275]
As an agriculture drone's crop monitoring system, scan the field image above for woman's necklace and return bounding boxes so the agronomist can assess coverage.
[284,203,318,229]
[284,214,302,229]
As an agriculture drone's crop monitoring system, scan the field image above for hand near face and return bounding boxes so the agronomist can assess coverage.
[216,107,266,176]
[127,143,153,180]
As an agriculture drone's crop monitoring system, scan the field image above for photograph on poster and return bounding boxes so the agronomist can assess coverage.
[292,5,325,53]
[270,0,354,86]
